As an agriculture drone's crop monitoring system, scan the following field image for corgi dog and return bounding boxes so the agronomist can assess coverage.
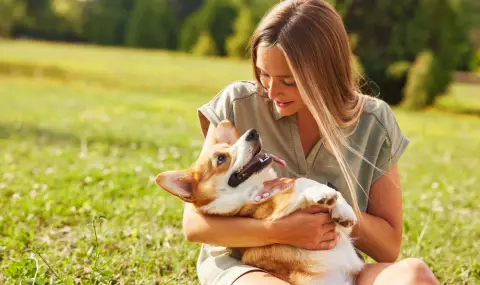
[155,120,364,285]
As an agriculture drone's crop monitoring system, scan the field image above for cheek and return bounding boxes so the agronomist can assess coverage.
[287,89,303,104]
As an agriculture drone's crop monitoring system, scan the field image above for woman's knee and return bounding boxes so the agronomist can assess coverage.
[400,258,439,285]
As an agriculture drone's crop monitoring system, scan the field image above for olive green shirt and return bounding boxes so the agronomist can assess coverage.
[195,80,410,285]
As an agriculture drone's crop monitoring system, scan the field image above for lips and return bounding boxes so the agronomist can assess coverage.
[275,101,293,108]
[227,147,287,188]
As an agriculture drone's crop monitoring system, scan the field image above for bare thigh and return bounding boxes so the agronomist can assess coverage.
[355,259,439,285]
[232,271,290,285]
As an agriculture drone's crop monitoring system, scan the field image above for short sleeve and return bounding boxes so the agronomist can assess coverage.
[197,81,255,137]
[372,101,410,182]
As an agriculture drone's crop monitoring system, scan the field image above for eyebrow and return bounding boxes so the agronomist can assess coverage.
[256,66,294,78]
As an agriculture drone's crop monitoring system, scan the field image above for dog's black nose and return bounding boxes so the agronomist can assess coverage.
[245,129,259,141]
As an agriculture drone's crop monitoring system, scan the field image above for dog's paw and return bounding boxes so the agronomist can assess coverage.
[331,199,357,228]
[305,184,339,207]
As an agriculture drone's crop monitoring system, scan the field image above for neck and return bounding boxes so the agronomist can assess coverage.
[297,106,320,137]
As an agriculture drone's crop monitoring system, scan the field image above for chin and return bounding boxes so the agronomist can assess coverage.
[276,106,299,117]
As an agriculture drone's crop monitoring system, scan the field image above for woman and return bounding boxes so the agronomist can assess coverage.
[183,0,440,284]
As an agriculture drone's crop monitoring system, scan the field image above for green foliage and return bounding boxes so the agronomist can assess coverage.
[179,8,204,52]
[0,41,479,284]
[402,51,433,110]
[339,0,474,105]
[167,0,204,21]
[226,6,255,58]
[124,0,178,50]
[82,0,134,45]
[0,0,477,106]
[0,0,26,37]
[180,0,238,56]
[191,32,217,56]
[10,0,82,41]
[473,49,480,72]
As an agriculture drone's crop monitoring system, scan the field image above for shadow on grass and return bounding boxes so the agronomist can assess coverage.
[0,123,161,151]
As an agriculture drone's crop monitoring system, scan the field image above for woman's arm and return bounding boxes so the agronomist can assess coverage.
[183,202,337,249]
[351,164,403,263]
[182,204,277,247]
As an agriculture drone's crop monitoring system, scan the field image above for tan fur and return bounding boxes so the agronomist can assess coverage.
[233,184,327,282]
[157,122,322,283]
[242,244,324,283]
[155,121,363,284]
[237,186,295,220]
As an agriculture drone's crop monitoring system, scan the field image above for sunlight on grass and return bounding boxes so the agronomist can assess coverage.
[0,40,479,284]
[434,83,480,115]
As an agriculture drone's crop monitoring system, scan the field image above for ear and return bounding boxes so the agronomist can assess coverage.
[215,120,240,145]
[155,170,195,203]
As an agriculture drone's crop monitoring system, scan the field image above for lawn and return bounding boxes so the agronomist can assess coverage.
[0,40,479,285]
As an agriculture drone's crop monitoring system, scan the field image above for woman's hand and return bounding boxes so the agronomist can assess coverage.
[259,178,338,251]
[272,205,338,250]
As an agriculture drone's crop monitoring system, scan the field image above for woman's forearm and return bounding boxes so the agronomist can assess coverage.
[182,204,277,247]
[351,211,402,263]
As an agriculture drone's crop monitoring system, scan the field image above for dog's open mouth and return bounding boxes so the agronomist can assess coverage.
[228,145,286,187]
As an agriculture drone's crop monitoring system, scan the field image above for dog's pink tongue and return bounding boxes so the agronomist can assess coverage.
[270,154,287,167]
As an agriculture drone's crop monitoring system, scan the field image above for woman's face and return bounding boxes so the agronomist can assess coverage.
[256,45,305,117]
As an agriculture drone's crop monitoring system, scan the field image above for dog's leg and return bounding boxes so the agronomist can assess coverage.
[298,178,340,208]
[331,194,357,233]
[297,178,357,231]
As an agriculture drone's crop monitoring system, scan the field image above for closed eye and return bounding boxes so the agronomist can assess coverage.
[282,79,296,86]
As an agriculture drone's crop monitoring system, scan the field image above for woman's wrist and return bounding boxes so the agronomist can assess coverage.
[263,219,282,244]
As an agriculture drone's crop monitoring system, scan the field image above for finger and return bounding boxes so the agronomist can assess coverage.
[252,186,286,203]
[322,230,337,241]
[321,222,336,232]
[300,205,330,214]
[262,178,282,187]
[317,239,337,250]
[262,180,278,187]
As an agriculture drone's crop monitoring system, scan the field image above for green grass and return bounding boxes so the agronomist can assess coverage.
[435,83,480,116]
[0,40,479,284]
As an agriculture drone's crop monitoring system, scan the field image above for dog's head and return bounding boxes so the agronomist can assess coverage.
[155,120,286,214]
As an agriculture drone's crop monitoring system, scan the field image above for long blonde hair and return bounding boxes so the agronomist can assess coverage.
[250,0,369,214]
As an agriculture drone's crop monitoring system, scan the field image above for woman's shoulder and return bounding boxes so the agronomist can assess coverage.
[356,96,410,182]
[210,80,258,103]
[361,95,400,133]
[197,80,260,128]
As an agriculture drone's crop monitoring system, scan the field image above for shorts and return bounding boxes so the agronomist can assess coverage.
[196,244,265,285]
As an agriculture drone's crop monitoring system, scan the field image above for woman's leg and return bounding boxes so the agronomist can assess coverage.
[232,271,290,285]
[231,258,439,285]
[356,258,439,285]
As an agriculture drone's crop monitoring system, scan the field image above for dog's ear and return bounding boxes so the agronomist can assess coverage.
[155,170,195,203]
[215,120,240,145]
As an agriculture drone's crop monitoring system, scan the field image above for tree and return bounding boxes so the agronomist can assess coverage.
[167,0,204,22]
[0,0,26,37]
[226,5,255,58]
[401,51,434,110]
[124,0,178,49]
[337,0,474,105]
[180,0,238,56]
[82,0,134,46]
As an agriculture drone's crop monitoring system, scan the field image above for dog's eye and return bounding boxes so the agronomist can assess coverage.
[216,154,226,165]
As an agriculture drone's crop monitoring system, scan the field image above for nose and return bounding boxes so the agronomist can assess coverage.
[245,129,259,141]
[267,80,281,100]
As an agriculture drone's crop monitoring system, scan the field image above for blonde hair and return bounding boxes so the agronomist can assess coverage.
[250,0,371,215]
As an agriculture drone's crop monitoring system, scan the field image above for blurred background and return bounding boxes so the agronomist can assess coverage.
[0,0,479,284]
[1,0,480,106]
